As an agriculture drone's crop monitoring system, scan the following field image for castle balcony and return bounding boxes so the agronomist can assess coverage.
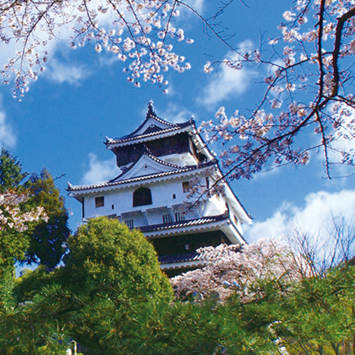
[118,203,198,230]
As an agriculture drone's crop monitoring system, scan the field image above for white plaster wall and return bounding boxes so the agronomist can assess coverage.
[82,176,200,224]
[163,153,198,166]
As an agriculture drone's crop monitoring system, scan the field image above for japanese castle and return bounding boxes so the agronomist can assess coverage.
[68,102,251,276]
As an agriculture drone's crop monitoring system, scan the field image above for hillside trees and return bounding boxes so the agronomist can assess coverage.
[170,240,355,355]
[3,219,355,354]
[0,149,69,337]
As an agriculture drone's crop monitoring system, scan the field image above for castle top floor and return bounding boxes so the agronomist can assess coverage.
[104,102,214,169]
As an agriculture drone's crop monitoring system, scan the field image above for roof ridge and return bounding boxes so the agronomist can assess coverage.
[105,121,194,146]
[67,160,216,192]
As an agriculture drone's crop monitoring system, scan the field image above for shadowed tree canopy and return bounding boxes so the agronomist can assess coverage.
[24,169,70,269]
[0,149,70,268]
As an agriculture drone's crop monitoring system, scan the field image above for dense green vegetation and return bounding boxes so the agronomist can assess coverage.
[0,150,354,354]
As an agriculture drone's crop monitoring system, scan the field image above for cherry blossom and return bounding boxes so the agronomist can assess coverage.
[2,0,355,180]
[171,238,310,302]
[0,0,193,99]
[201,0,355,180]
[0,191,48,232]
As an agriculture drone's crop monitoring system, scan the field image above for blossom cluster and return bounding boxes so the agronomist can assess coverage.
[171,239,308,302]
[0,191,48,232]
[201,107,311,180]
[0,0,193,99]
[201,0,355,179]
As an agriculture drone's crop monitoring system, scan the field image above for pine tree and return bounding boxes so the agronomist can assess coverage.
[0,148,28,192]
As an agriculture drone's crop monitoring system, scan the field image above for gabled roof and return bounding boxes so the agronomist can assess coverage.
[110,149,185,182]
[67,154,215,194]
[104,102,195,147]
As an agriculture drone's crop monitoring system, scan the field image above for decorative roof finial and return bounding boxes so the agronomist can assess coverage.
[147,100,156,118]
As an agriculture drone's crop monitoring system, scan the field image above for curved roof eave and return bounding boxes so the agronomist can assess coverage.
[67,160,216,194]
[104,120,195,148]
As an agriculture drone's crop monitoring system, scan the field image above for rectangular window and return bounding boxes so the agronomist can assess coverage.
[163,214,173,224]
[95,196,104,208]
[175,213,185,222]
[182,181,191,193]
[125,219,134,228]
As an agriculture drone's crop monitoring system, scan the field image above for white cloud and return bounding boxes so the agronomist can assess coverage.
[244,189,355,243]
[200,41,258,105]
[159,103,194,124]
[185,0,205,12]
[0,102,16,148]
[46,59,89,85]
[81,153,119,185]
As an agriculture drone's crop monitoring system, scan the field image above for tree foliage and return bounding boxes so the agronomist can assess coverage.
[0,191,47,272]
[2,223,355,354]
[0,148,28,193]
[60,217,173,354]
[24,169,70,269]
[2,217,173,355]
[0,150,70,269]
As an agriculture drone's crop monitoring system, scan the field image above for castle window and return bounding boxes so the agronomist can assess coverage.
[163,214,172,224]
[175,213,185,222]
[133,187,152,207]
[95,196,104,208]
[182,181,191,193]
[125,219,134,228]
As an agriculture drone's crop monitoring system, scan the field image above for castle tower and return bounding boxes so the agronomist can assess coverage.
[68,103,251,276]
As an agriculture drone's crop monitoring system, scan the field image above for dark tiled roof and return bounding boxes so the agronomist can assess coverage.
[67,160,215,192]
[140,212,229,233]
[158,251,205,264]
[105,120,194,146]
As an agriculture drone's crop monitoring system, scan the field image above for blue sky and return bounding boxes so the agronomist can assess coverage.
[1,0,355,246]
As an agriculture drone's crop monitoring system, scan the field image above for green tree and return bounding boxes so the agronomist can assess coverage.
[274,264,355,355]
[60,217,173,354]
[0,149,28,193]
[24,169,70,269]
[6,222,355,354]
[0,149,69,268]
[3,217,173,355]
